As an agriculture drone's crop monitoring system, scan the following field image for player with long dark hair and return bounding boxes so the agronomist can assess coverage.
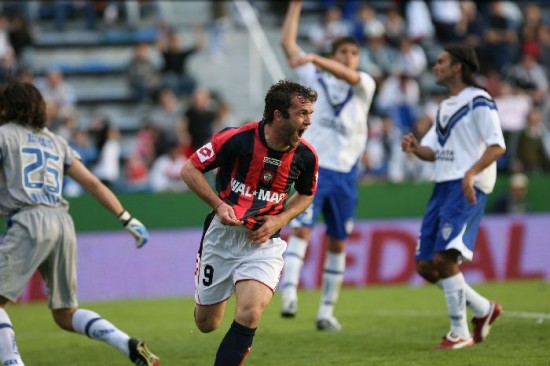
[0,81,159,365]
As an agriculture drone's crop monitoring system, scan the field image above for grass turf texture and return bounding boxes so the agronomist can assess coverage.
[8,280,549,365]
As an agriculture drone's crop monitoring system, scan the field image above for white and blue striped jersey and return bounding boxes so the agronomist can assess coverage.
[294,63,376,173]
[421,86,506,194]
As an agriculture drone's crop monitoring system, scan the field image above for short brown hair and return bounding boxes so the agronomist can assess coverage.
[330,36,360,55]
[263,79,317,123]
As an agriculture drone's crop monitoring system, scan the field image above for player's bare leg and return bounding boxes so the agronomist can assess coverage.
[0,298,25,366]
[194,300,228,333]
[214,280,272,366]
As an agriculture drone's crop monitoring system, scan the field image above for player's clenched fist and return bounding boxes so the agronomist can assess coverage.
[118,210,150,248]
[401,133,419,153]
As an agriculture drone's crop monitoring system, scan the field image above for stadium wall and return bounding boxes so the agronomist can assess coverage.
[6,175,550,303]
[19,214,550,303]
[5,174,548,232]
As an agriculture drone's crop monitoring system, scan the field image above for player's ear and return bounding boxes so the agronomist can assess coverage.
[274,109,289,121]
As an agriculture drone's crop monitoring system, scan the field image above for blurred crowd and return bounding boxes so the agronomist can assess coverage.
[0,1,237,196]
[299,0,550,185]
[0,1,549,213]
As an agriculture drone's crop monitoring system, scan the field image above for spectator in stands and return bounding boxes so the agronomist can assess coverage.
[133,120,161,167]
[404,0,435,43]
[515,107,550,173]
[383,6,407,47]
[507,45,549,104]
[430,0,463,44]
[308,5,352,55]
[92,120,122,189]
[375,66,421,133]
[484,2,519,74]
[149,141,188,192]
[362,114,402,181]
[16,66,34,83]
[123,154,150,193]
[147,87,186,155]
[64,129,98,197]
[455,1,485,63]
[182,87,220,155]
[396,36,428,79]
[44,97,65,133]
[494,80,532,169]
[35,67,77,114]
[127,42,161,103]
[0,15,15,84]
[49,0,97,31]
[492,172,530,215]
[157,23,205,97]
[350,4,383,46]
[7,15,33,69]
[360,20,400,83]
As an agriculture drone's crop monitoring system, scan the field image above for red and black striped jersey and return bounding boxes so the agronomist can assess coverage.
[190,120,319,230]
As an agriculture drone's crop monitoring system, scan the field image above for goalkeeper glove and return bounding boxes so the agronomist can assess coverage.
[118,210,149,248]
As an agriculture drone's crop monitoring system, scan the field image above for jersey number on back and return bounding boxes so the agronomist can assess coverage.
[21,147,62,203]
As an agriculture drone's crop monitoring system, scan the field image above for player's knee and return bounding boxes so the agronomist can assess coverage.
[234,307,262,329]
[52,308,77,331]
[194,313,222,333]
[195,319,220,333]
[416,261,440,283]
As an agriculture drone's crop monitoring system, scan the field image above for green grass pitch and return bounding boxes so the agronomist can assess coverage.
[8,280,550,365]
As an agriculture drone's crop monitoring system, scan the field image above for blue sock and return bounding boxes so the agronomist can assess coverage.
[214,320,256,366]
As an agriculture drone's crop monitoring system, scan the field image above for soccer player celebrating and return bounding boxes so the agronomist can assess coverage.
[401,45,505,349]
[0,82,159,365]
[279,0,376,331]
[181,79,319,365]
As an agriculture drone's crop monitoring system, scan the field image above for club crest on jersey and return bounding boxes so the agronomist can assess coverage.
[260,169,277,185]
[441,223,453,240]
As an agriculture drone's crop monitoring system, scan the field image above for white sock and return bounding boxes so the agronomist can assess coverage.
[281,236,308,301]
[464,283,491,318]
[0,308,24,366]
[317,252,346,319]
[437,280,491,318]
[440,273,470,339]
[72,309,130,356]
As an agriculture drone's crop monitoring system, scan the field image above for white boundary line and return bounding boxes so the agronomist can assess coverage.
[374,310,550,320]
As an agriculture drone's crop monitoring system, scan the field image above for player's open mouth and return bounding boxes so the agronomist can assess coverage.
[297,128,306,138]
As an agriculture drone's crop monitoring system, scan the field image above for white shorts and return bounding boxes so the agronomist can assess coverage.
[195,215,286,305]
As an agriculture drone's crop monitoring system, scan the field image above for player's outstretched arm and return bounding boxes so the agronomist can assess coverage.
[66,158,149,248]
[280,0,303,61]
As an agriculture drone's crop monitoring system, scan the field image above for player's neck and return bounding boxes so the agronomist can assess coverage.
[447,80,468,96]
[264,123,290,151]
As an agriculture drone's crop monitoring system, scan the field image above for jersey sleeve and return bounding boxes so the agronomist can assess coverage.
[293,62,318,87]
[472,96,506,149]
[420,123,439,151]
[189,127,239,172]
[293,145,318,195]
[354,71,376,105]
[54,132,79,169]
